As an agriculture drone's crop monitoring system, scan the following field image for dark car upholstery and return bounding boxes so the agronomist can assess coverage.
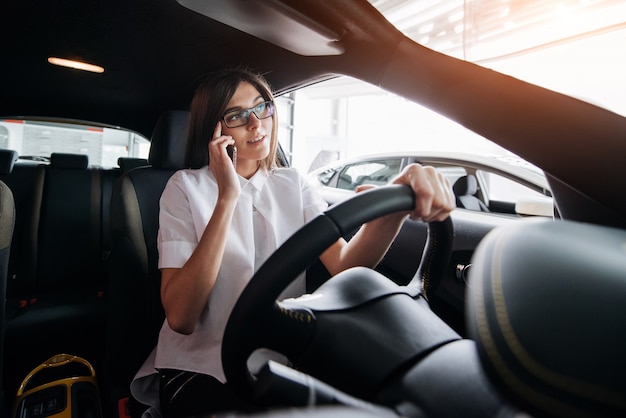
[105,110,190,416]
[0,149,134,409]
[0,111,299,417]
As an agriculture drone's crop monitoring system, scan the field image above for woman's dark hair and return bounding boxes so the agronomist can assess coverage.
[185,67,281,170]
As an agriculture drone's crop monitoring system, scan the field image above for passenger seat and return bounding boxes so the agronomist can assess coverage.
[452,174,490,212]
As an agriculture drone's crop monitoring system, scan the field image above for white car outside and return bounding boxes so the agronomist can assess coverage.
[308,150,553,217]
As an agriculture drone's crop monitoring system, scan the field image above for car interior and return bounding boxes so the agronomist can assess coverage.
[2,1,626,418]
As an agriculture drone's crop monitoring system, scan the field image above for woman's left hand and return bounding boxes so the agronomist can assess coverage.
[326,164,455,275]
[389,163,456,222]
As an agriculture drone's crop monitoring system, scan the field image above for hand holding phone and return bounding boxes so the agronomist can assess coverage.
[226,144,237,170]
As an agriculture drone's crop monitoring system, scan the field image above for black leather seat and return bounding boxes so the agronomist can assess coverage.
[452,174,490,212]
[105,110,190,417]
[2,152,111,405]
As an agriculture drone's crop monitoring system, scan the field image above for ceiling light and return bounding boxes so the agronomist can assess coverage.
[48,57,104,73]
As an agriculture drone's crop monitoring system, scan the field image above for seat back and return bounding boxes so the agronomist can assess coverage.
[452,174,490,212]
[105,111,189,416]
[1,151,116,407]
[0,179,15,415]
[34,153,104,291]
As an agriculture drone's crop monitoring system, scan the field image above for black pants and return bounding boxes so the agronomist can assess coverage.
[159,369,257,418]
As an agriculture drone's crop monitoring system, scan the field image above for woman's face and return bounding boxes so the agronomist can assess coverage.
[221,81,273,175]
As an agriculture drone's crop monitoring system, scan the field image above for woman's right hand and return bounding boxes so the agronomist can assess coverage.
[209,121,241,200]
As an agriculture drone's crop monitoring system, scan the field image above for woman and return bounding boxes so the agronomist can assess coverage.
[131,67,455,417]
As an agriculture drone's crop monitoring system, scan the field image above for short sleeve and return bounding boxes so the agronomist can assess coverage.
[157,171,198,268]
[300,171,328,223]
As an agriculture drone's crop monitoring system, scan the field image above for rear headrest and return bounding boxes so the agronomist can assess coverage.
[50,153,88,169]
[148,110,190,170]
[453,174,478,196]
[117,157,149,174]
[0,149,18,175]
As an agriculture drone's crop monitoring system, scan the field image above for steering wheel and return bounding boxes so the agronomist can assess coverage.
[222,185,451,399]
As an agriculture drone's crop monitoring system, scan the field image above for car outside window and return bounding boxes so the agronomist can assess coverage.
[329,160,469,192]
[336,159,402,190]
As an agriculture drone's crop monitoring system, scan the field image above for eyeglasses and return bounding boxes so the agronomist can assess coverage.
[222,101,275,128]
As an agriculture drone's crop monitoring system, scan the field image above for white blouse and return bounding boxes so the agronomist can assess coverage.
[131,166,327,408]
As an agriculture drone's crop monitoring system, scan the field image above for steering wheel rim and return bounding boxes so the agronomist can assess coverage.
[222,185,417,398]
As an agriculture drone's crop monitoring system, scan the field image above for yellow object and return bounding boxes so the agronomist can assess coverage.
[13,354,101,418]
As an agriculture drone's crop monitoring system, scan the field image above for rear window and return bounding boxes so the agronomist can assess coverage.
[0,119,150,167]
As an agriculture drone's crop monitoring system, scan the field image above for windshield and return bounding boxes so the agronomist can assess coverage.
[370,0,626,116]
[282,0,624,173]
[279,0,623,213]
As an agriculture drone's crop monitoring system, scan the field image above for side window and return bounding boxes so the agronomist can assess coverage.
[0,119,149,167]
[0,126,8,148]
[337,159,402,190]
[478,170,545,203]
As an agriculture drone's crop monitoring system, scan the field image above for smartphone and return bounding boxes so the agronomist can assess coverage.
[226,144,237,169]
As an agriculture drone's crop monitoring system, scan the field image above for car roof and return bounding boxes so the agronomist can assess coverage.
[1,0,351,138]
